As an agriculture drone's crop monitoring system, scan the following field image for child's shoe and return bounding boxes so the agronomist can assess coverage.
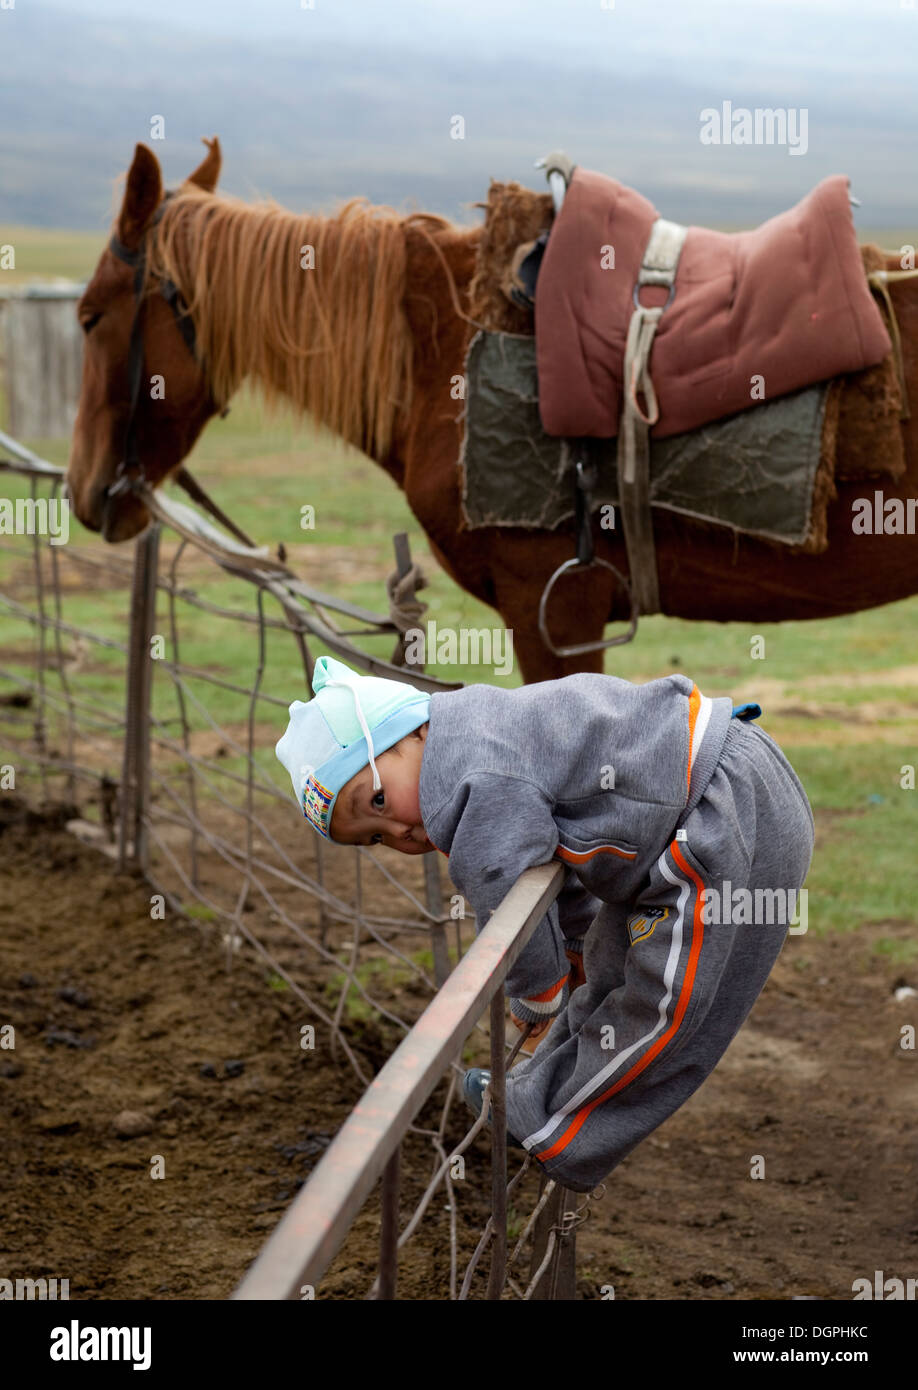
[462,1068,527,1151]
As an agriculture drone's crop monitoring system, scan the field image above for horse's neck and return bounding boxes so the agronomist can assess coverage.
[388,220,481,456]
[206,210,481,473]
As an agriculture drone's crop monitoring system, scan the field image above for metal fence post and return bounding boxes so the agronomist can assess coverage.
[528,1175,579,1300]
[377,1146,401,1300]
[118,524,160,872]
[425,856,451,987]
[392,530,450,987]
[553,1187,579,1300]
[486,993,509,1299]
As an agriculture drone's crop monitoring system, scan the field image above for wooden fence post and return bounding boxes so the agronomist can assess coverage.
[0,286,85,438]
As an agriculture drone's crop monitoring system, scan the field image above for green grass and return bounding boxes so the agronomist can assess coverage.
[323,948,434,1025]
[790,742,918,940]
[872,937,918,967]
[183,903,218,922]
[0,224,106,285]
[795,760,918,934]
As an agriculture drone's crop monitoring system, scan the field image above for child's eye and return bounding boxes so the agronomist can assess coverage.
[370,833,382,845]
[372,790,385,809]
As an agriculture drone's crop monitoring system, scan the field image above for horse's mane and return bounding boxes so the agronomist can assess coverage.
[467,181,554,334]
[142,185,458,457]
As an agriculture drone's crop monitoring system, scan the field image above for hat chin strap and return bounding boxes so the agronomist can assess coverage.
[322,679,382,791]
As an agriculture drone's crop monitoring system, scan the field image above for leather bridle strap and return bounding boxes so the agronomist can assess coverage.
[104,193,238,543]
[106,194,203,497]
[107,235,198,362]
[107,255,149,494]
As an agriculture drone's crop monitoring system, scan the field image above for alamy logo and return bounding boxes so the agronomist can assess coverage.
[49,1320,151,1370]
[403,621,513,677]
[851,492,918,534]
[0,496,70,545]
[852,1270,916,1300]
[702,884,807,933]
[0,1276,69,1299]
[699,102,808,156]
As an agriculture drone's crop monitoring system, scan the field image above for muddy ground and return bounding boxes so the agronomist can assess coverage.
[1,797,916,1301]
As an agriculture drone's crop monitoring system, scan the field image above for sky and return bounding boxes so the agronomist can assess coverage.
[55,0,918,63]
[1,0,915,231]
[51,0,918,70]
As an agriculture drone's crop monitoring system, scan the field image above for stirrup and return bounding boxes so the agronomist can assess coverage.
[537,453,638,656]
[537,556,638,657]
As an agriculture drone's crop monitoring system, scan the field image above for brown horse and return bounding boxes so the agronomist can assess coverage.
[67,138,918,683]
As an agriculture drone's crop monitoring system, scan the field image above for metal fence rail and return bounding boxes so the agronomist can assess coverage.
[233,860,594,1301]
[0,435,596,1298]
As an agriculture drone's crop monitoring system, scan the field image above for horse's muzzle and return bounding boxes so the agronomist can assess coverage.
[100,481,151,543]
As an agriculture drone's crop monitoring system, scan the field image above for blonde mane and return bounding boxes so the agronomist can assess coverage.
[142,185,458,457]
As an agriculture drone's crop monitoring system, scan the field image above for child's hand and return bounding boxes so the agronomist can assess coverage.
[565,948,586,993]
[511,1014,552,1042]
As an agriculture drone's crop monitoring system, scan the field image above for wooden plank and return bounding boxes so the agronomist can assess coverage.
[2,296,83,438]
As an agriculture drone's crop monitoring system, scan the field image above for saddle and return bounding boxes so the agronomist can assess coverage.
[534,165,891,441]
[525,160,893,618]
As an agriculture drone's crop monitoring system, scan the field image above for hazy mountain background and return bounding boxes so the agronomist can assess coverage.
[0,0,915,234]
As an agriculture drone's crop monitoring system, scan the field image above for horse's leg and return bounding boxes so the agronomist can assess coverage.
[421,535,616,683]
[489,529,621,682]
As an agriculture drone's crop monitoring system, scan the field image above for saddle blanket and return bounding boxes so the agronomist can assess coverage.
[535,169,891,439]
[460,330,832,549]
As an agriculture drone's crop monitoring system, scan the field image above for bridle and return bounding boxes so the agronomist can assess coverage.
[98,191,261,548]
[104,189,232,513]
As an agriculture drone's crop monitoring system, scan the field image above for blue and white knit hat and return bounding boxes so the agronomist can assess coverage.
[275,655,431,841]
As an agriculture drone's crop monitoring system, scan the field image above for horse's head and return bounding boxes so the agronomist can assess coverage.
[67,137,223,541]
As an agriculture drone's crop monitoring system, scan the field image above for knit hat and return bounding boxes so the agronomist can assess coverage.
[275,655,431,841]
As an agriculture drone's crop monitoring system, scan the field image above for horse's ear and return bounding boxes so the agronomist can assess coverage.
[117,144,163,250]
[185,135,221,193]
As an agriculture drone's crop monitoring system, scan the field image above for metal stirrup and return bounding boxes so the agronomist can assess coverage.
[537,456,637,658]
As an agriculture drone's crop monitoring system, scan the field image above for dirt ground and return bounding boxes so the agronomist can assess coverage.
[1,796,916,1301]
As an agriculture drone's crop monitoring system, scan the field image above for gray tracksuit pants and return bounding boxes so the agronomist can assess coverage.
[505,718,815,1193]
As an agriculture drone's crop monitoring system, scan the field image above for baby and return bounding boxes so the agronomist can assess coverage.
[276,654,814,1193]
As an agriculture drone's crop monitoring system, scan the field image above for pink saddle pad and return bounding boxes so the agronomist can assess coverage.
[535,168,890,439]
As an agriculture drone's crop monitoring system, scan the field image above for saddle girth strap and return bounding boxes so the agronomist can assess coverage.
[618,216,688,616]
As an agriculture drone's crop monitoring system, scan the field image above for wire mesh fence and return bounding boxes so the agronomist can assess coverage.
[0,434,599,1298]
[231,861,605,1302]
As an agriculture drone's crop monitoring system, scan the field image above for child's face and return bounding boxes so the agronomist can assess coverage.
[329,723,433,854]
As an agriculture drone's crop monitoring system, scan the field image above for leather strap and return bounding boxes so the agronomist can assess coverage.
[106,191,225,514]
[618,217,688,616]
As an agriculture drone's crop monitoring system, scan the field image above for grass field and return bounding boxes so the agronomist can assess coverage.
[0,224,106,286]
[1,225,916,954]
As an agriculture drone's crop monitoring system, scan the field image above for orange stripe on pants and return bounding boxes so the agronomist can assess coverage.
[686,684,701,798]
[535,841,706,1164]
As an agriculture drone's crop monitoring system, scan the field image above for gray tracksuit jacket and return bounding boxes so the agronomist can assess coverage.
[416,670,815,1190]
[418,671,733,1023]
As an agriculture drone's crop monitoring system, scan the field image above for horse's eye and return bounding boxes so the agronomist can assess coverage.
[80,312,102,335]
